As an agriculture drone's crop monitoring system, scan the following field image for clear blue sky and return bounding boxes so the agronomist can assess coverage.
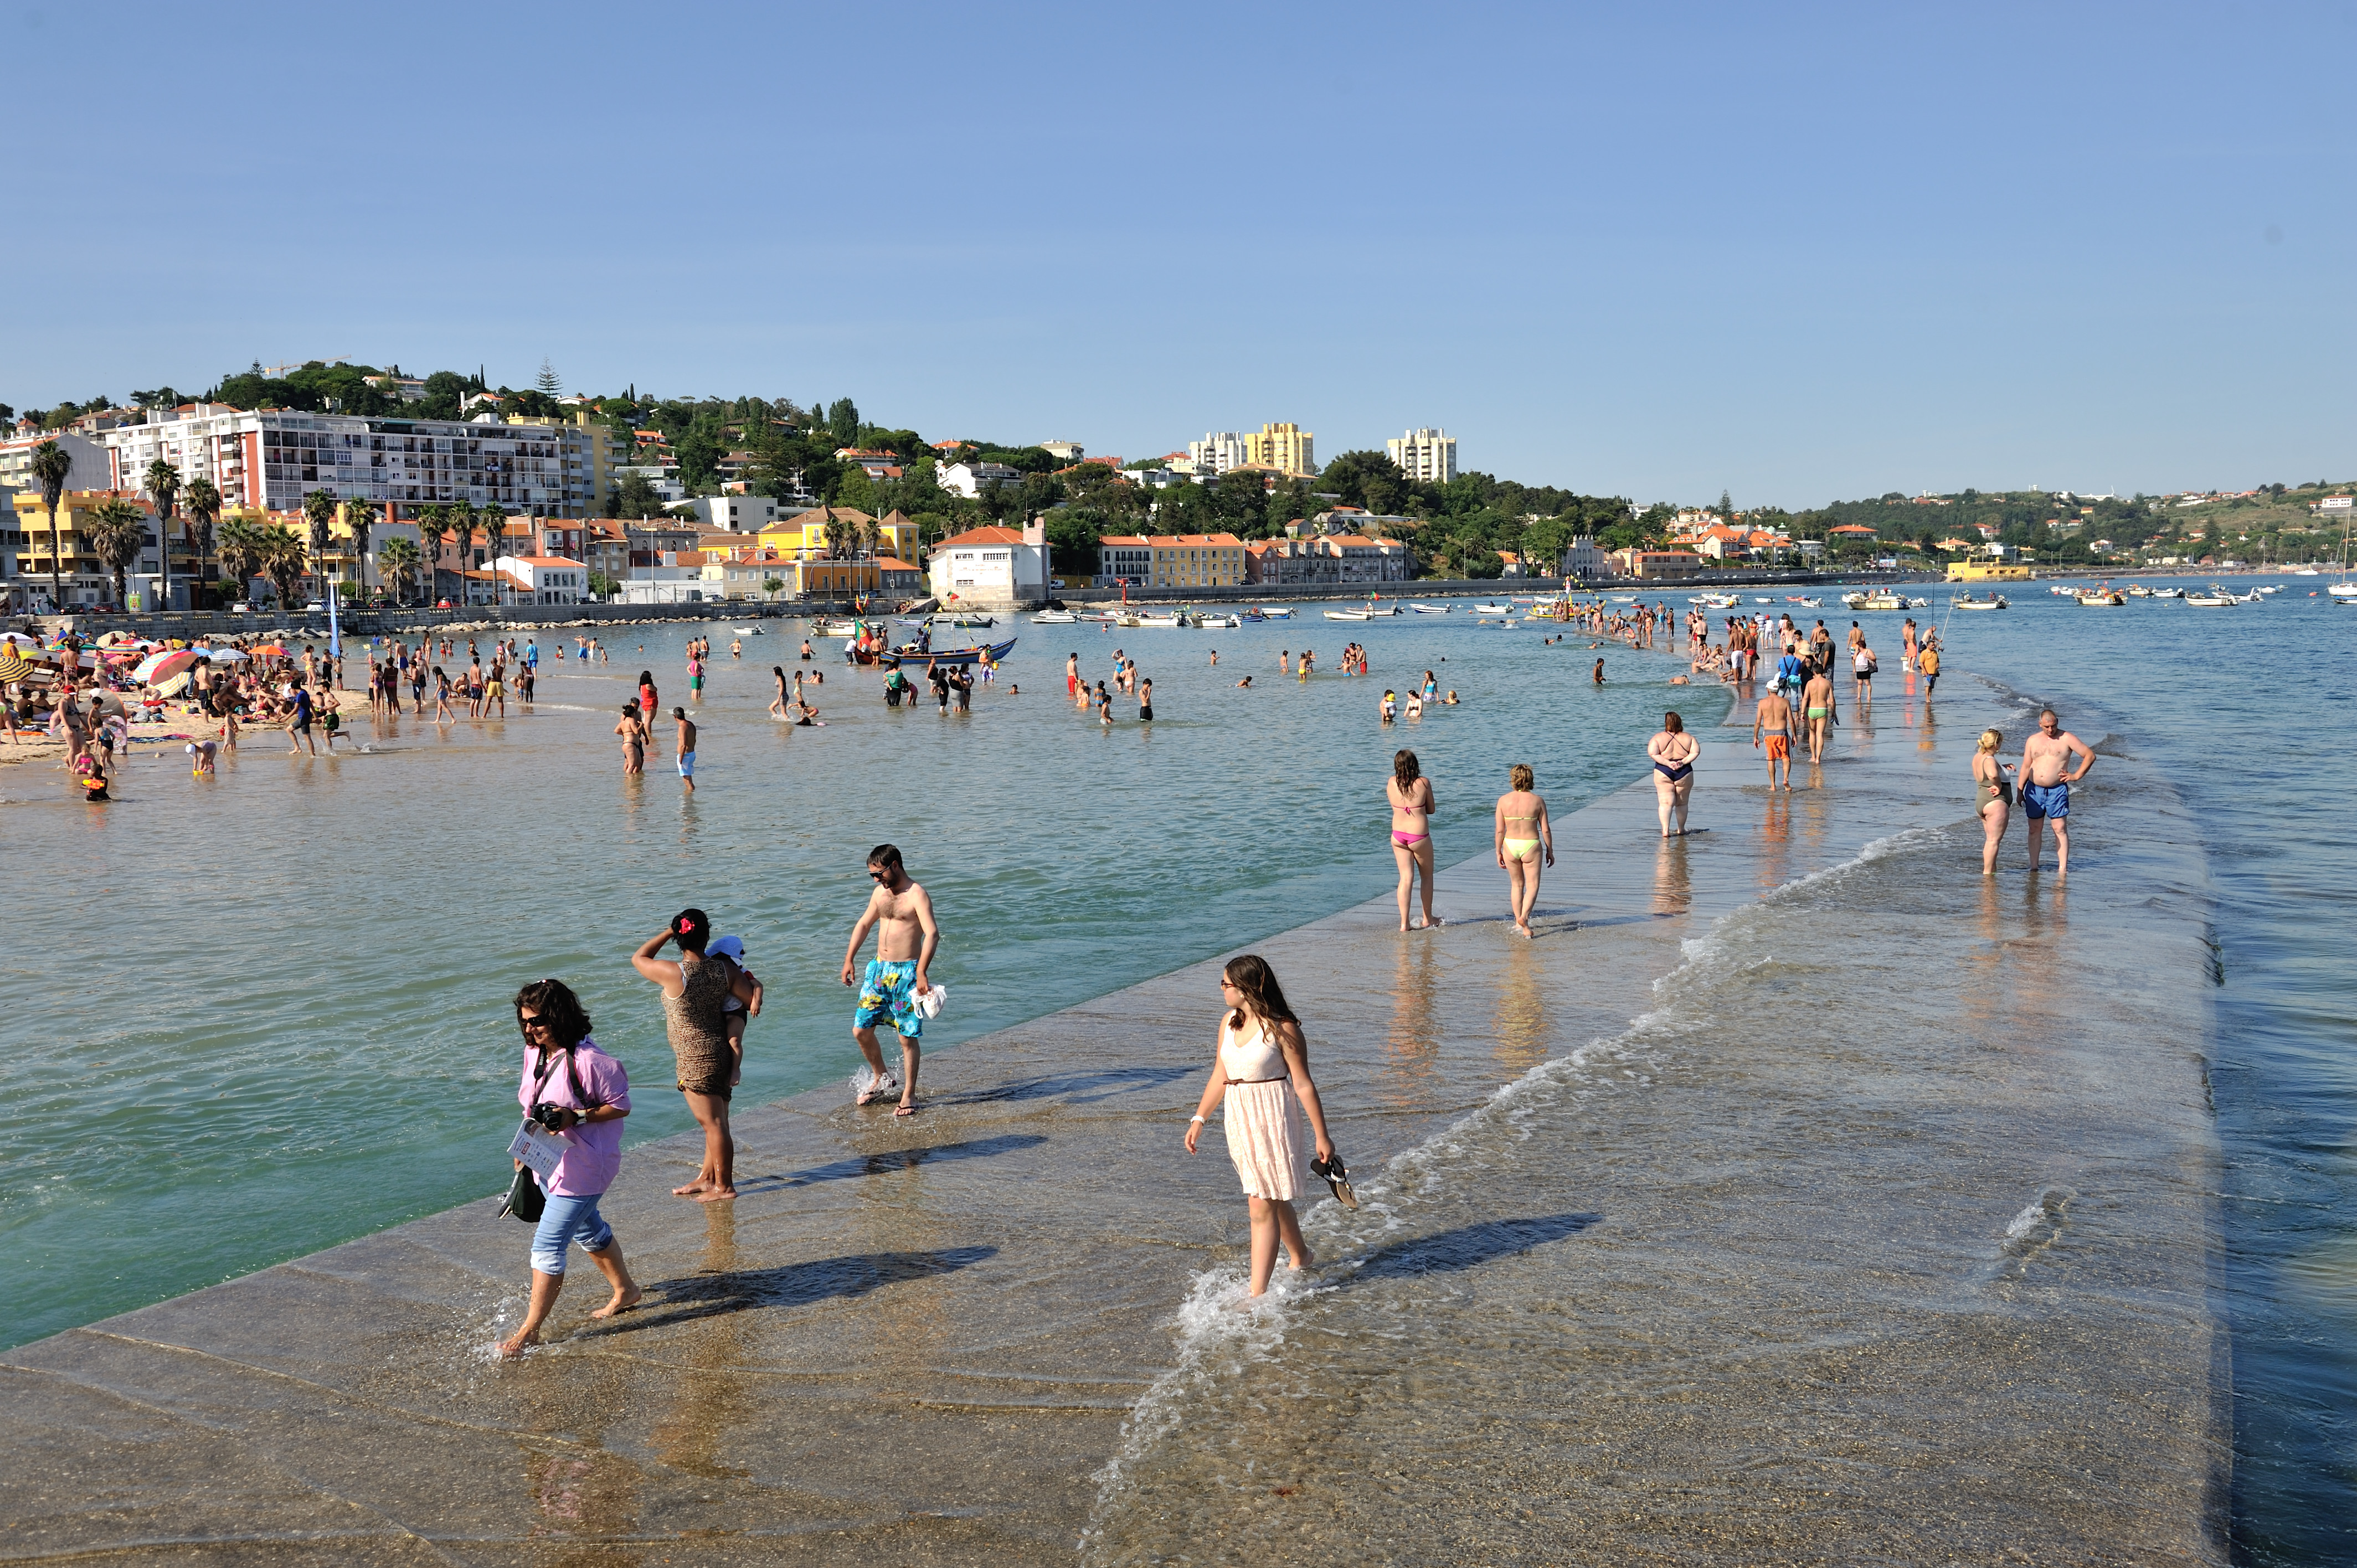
[5,1,2350,508]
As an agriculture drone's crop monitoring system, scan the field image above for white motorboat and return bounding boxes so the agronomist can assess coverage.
[1200,612,1242,628]
[2076,590,2125,606]
[1609,595,1638,603]
[1258,606,1294,618]
[1689,592,1741,608]
[806,618,861,637]
[2292,567,2320,576]
[729,625,764,635]
[1843,591,1906,610]
[1324,601,1399,621]
[2185,590,2237,607]
[1127,612,1190,628]
[1408,602,1453,614]
[1952,594,2008,610]
[1032,610,1078,624]
[1471,602,1514,615]
[947,614,996,628]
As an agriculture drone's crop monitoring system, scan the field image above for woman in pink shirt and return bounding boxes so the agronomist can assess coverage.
[498,979,641,1358]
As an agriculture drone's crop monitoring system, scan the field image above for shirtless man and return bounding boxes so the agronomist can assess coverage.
[2019,708,2095,875]
[673,707,697,793]
[1800,665,1837,765]
[840,843,940,1116]
[1753,682,1795,790]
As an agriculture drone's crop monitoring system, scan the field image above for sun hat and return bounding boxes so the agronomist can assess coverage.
[708,935,745,960]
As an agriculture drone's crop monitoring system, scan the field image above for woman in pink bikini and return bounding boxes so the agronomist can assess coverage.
[1387,749,1442,931]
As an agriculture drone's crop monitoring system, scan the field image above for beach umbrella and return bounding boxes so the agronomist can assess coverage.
[253,643,289,657]
[0,650,33,683]
[151,672,192,698]
[0,630,43,649]
[198,647,249,663]
[140,650,199,684]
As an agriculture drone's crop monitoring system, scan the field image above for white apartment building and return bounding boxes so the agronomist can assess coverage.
[0,431,113,494]
[674,494,777,531]
[936,461,1024,499]
[929,522,1051,607]
[98,405,590,519]
[1187,432,1249,476]
[1386,427,1457,486]
[492,555,588,604]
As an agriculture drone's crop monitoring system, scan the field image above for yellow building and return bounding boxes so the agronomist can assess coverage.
[1243,422,1315,477]
[758,505,921,563]
[792,556,882,599]
[13,489,157,606]
[1147,533,1247,589]
[1946,559,2033,581]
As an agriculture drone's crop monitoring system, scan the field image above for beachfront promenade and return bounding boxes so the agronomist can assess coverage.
[0,678,2227,1565]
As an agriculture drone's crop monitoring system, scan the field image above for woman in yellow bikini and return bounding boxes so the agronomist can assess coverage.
[1386,749,1442,931]
[1493,764,1555,938]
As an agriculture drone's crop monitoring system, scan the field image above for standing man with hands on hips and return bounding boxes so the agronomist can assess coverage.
[841,844,941,1118]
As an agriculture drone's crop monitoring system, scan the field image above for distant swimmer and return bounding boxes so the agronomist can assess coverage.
[1593,658,1605,684]
[1754,681,1795,791]
[1648,711,1699,837]
[2019,708,2094,875]
[840,844,940,1116]
[1972,728,2015,875]
[1236,675,1253,688]
[1800,664,1837,765]
[1494,763,1554,938]
[1181,955,1344,1298]
[1381,690,1397,724]
[1387,749,1442,931]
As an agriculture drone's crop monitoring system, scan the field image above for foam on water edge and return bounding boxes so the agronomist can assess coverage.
[1080,818,1957,1557]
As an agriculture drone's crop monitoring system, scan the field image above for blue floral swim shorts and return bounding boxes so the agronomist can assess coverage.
[854,958,923,1036]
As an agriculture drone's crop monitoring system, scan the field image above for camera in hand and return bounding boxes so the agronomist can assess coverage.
[531,1103,583,1132]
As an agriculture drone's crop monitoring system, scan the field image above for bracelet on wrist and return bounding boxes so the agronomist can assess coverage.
[1189,1115,1206,1124]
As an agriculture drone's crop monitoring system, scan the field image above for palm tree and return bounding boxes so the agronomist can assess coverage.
[29,440,73,609]
[82,499,147,608]
[301,489,339,606]
[182,476,222,600]
[341,499,374,602]
[144,458,182,611]
[821,507,855,559]
[259,524,308,611]
[478,502,509,606]
[216,518,264,604]
[377,536,421,605]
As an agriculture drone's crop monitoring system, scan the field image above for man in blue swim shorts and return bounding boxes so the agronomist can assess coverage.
[840,843,940,1116]
[2019,707,2094,875]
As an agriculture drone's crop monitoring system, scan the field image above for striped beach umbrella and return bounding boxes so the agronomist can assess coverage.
[0,650,33,683]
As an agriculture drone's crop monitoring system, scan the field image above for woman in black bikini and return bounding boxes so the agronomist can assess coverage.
[1647,711,1699,838]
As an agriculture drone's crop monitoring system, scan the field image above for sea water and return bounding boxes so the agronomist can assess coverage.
[3,582,2348,1560]
[0,610,1710,1350]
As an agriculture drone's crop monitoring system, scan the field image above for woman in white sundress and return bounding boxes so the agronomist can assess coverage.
[1183,954,1342,1297]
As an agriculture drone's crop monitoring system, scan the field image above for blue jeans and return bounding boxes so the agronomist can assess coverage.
[531,1191,614,1275]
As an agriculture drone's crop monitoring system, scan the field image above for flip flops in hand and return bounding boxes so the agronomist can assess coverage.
[1311,1153,1358,1210]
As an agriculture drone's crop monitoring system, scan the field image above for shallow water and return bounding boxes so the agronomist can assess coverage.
[0,609,1715,1350]
[6,580,2349,1561]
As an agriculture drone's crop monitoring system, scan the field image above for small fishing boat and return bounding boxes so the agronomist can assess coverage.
[1609,595,1638,603]
[1324,601,1399,621]
[1689,592,1741,608]
[1843,591,1906,611]
[2076,589,2125,607]
[2185,589,2237,607]
[1752,596,1776,604]
[1258,605,1294,618]
[1128,612,1190,628]
[2124,584,2154,597]
[1470,601,1514,615]
[1031,610,1078,624]
[1408,602,1453,614]
[1786,596,1823,607]
[729,625,764,635]
[805,617,861,637]
[946,614,997,628]
[1200,612,1242,629]
[1951,593,2008,611]
[882,636,1019,669]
